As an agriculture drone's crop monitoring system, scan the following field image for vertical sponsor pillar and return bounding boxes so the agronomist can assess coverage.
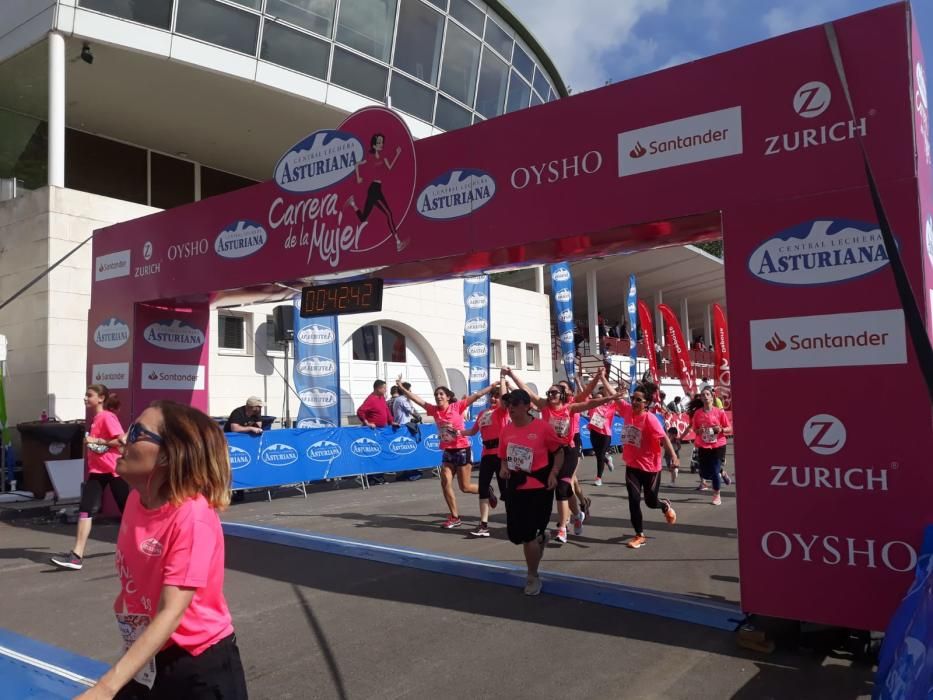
[292,301,341,428]
[463,275,490,419]
[550,263,576,383]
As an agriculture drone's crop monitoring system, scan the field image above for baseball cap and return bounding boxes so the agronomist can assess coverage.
[246,396,264,407]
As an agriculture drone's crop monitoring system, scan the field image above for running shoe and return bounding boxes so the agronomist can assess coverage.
[470,524,491,537]
[50,551,83,570]
[594,477,603,487]
[721,471,733,486]
[396,237,410,253]
[663,500,677,525]
[441,516,463,529]
[572,511,585,536]
[695,482,710,492]
[607,457,615,472]
[711,494,722,506]
[670,467,678,485]
[524,575,543,596]
[625,535,648,549]
[554,526,568,544]
[488,489,498,510]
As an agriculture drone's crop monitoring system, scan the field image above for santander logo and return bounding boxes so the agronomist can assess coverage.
[765,333,787,351]
[629,142,647,158]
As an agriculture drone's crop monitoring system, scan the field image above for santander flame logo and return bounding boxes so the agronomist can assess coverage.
[629,142,647,159]
[765,333,788,351]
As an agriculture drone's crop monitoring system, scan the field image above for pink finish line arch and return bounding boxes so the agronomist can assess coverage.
[88,3,933,631]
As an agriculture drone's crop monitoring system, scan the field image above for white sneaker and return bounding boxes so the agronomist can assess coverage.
[607,457,615,472]
[594,477,603,487]
[524,575,542,596]
[572,511,585,536]
[712,493,722,506]
[554,526,568,544]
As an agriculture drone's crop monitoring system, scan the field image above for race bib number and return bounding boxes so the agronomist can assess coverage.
[550,416,570,438]
[439,423,457,442]
[479,412,493,428]
[700,427,717,444]
[116,613,156,689]
[622,424,642,448]
[589,412,607,430]
[506,443,535,473]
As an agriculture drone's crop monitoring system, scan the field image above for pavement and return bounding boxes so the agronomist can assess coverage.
[0,448,876,699]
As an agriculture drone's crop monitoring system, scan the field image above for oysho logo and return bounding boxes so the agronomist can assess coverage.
[95,250,131,282]
[274,129,364,193]
[94,318,130,349]
[511,151,603,189]
[551,267,571,283]
[466,292,488,310]
[748,220,890,286]
[261,443,299,467]
[168,238,209,260]
[215,221,268,259]
[554,289,572,303]
[467,343,488,358]
[297,324,336,346]
[296,356,337,377]
[802,414,846,455]
[765,82,868,156]
[299,388,338,408]
[351,437,382,458]
[307,440,342,462]
[228,445,251,470]
[793,81,831,118]
[144,320,205,351]
[464,317,488,333]
[389,436,417,455]
[418,169,496,220]
[749,309,907,370]
[618,107,743,177]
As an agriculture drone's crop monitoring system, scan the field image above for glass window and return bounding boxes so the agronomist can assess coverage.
[526,343,539,370]
[533,67,550,100]
[425,0,446,8]
[490,340,501,366]
[530,91,543,107]
[449,0,484,36]
[201,166,255,199]
[506,341,520,367]
[226,0,262,9]
[65,129,147,205]
[176,0,260,55]
[390,73,435,122]
[0,110,47,192]
[548,87,557,102]
[352,326,378,361]
[382,327,407,362]
[331,47,388,100]
[512,43,533,82]
[335,0,397,62]
[434,95,471,131]
[484,16,512,59]
[78,0,173,28]
[475,48,508,118]
[266,0,336,37]
[505,70,530,113]
[393,0,444,85]
[219,313,248,352]
[261,21,330,78]
[439,22,480,107]
[150,153,195,209]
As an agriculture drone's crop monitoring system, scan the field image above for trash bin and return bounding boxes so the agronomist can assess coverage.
[15,421,85,498]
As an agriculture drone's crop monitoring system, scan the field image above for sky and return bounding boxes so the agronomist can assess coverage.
[506,0,933,93]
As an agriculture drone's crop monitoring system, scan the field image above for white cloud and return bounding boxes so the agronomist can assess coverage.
[506,0,670,92]
[762,1,855,37]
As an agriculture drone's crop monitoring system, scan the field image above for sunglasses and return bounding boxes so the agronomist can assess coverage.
[631,398,646,404]
[546,390,562,396]
[127,422,163,445]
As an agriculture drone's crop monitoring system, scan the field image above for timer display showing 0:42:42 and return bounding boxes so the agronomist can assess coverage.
[300,279,384,317]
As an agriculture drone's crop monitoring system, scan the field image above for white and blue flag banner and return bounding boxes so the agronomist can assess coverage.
[551,263,576,385]
[627,274,638,396]
[292,298,341,428]
[463,275,491,419]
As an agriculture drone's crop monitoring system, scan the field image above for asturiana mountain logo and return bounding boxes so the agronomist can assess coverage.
[297,417,337,429]
[299,388,338,408]
[468,343,488,358]
[144,320,205,350]
[466,292,488,310]
[261,443,299,466]
[558,309,573,323]
[560,330,575,344]
[464,317,488,333]
[296,356,337,377]
[418,169,496,220]
[389,436,417,455]
[555,289,572,303]
[423,434,441,451]
[307,440,342,462]
[274,130,364,193]
[215,220,268,259]
[551,267,571,283]
[470,367,488,382]
[94,318,130,349]
[351,437,382,457]
[228,445,251,470]
[297,324,336,346]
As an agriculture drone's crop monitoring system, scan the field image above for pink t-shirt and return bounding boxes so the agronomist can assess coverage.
[540,404,574,446]
[587,403,616,436]
[427,399,470,449]
[616,402,666,473]
[88,410,124,475]
[115,491,233,656]
[477,406,510,456]
[691,407,730,449]
[498,418,563,490]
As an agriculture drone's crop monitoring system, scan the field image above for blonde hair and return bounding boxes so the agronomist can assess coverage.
[151,401,231,509]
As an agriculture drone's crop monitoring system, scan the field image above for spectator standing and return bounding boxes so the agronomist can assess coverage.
[357,380,394,428]
[225,397,264,434]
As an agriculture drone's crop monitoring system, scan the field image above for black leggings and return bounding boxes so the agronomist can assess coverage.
[356,181,397,232]
[590,432,612,478]
[555,445,579,502]
[79,473,129,517]
[625,467,670,535]
[478,454,506,500]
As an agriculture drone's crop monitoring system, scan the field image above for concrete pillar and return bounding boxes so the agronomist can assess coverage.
[534,265,545,294]
[48,32,66,188]
[586,270,598,355]
[654,291,664,346]
[705,305,713,348]
[680,298,690,345]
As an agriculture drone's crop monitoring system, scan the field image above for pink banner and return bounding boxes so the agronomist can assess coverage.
[712,304,732,410]
[637,300,659,386]
[658,304,697,399]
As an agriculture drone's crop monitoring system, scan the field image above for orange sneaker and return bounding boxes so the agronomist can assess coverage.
[626,534,648,549]
[663,500,677,525]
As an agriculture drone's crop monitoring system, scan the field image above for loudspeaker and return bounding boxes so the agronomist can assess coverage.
[272,305,294,343]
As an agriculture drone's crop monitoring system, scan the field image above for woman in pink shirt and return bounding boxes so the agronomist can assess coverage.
[586,388,617,487]
[51,384,128,571]
[77,401,246,699]
[396,378,493,529]
[689,387,733,506]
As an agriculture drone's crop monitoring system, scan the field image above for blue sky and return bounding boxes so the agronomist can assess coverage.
[507,0,933,93]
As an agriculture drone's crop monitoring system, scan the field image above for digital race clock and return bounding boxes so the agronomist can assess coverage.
[299,279,384,317]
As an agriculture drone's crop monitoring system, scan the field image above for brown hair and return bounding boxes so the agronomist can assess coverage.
[433,386,456,401]
[151,400,231,510]
[87,384,121,412]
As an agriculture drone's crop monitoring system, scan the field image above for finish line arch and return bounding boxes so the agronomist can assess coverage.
[87,3,933,632]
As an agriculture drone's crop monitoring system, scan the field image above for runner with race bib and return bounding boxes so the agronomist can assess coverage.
[688,387,733,506]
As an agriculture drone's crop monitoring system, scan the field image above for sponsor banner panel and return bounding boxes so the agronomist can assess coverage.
[627,275,638,394]
[91,363,129,390]
[637,301,659,385]
[292,299,340,427]
[658,304,697,397]
[912,20,933,342]
[550,263,576,383]
[463,275,490,418]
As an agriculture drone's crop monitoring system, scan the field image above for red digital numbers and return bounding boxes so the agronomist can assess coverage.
[301,279,383,317]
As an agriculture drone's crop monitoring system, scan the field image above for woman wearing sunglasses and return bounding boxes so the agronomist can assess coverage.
[52,384,129,571]
[77,401,247,699]
[502,367,613,544]
[688,386,733,506]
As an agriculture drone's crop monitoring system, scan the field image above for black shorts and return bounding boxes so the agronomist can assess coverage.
[114,633,248,699]
[505,486,554,545]
[79,473,129,516]
[441,448,471,468]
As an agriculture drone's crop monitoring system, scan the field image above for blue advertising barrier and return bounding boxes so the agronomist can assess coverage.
[228,424,484,490]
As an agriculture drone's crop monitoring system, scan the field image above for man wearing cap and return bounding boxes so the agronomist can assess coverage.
[226,396,265,434]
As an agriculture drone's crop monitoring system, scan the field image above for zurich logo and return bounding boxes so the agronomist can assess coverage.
[351,437,382,457]
[748,220,890,286]
[94,317,130,350]
[215,220,268,259]
[297,417,337,429]
[423,434,441,451]
[464,317,488,333]
[389,436,418,455]
[297,324,336,345]
[551,267,571,283]
[228,445,251,470]
[468,343,488,358]
[418,169,496,220]
[274,129,364,193]
[554,289,572,303]
[559,330,574,344]
[470,367,488,382]
[297,356,337,377]
[466,292,488,309]
[144,320,205,351]
[558,309,573,323]
[307,440,342,462]
[299,388,338,408]
[261,443,299,466]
